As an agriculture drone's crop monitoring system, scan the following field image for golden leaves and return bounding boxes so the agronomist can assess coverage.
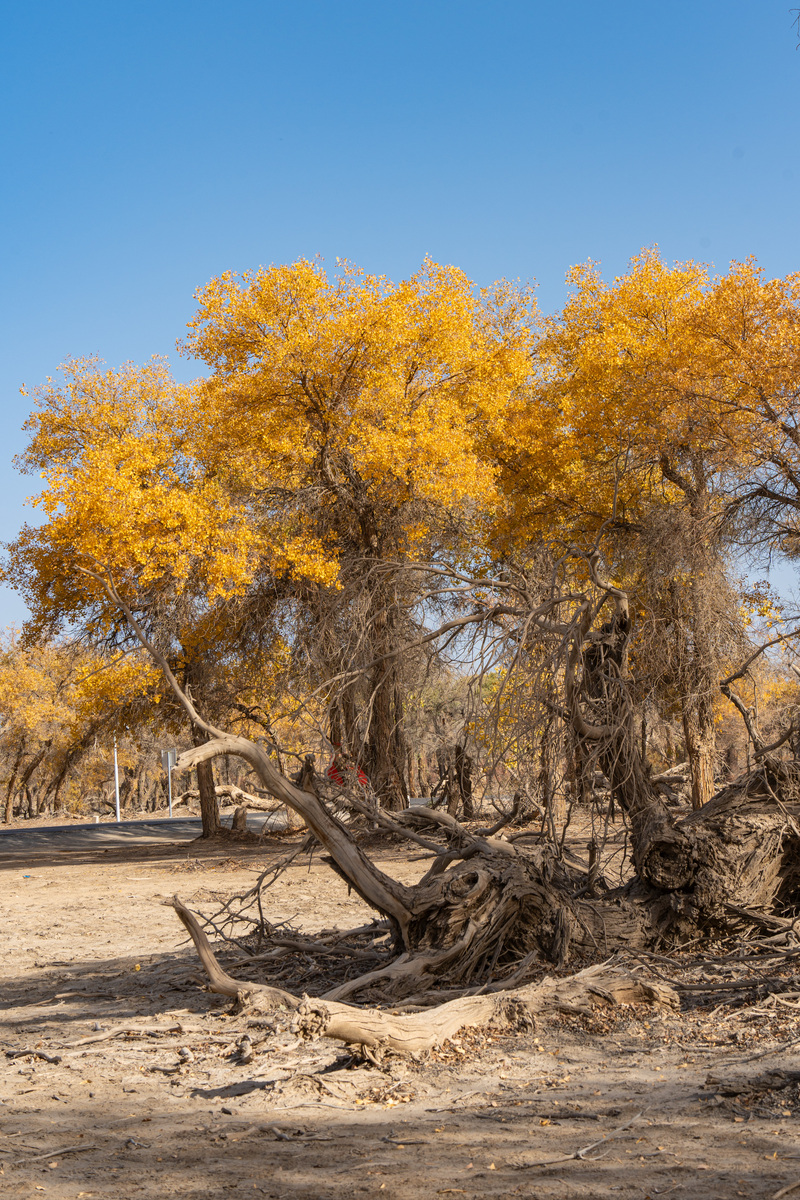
[185,256,538,535]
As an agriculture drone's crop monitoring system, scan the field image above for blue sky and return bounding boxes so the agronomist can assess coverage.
[1,1,799,625]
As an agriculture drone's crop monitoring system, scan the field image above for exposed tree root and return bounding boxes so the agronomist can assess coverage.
[94,563,800,1009]
[172,896,678,1055]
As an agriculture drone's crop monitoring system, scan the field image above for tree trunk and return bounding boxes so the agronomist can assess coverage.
[455,743,474,818]
[364,650,408,810]
[417,752,431,798]
[4,741,26,823]
[174,896,677,1055]
[683,701,716,810]
[192,725,219,837]
[407,746,418,798]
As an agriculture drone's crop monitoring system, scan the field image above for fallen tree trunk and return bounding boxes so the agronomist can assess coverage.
[173,897,678,1055]
[91,559,800,1000]
[169,731,800,993]
[175,784,284,811]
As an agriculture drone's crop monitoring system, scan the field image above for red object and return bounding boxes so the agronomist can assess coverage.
[326,758,369,788]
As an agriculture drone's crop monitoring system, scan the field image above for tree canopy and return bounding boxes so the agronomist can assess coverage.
[3,251,800,826]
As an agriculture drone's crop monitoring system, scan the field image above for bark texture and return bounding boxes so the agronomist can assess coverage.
[192,726,220,838]
[103,557,800,1013]
[173,898,678,1055]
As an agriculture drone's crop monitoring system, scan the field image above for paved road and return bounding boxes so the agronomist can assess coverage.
[0,813,285,855]
[0,797,435,857]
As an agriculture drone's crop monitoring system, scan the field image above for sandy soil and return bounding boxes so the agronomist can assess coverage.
[2,825,799,1200]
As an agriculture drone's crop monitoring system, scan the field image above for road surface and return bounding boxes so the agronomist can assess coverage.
[0,813,284,856]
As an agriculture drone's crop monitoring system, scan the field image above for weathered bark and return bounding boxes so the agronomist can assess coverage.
[576,606,696,892]
[192,726,219,837]
[99,561,800,1006]
[173,897,678,1055]
[683,701,716,811]
[658,454,722,812]
[668,761,800,933]
[176,733,415,934]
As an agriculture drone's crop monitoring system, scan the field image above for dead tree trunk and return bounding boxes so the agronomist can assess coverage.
[682,698,716,811]
[173,896,677,1053]
[93,561,800,1005]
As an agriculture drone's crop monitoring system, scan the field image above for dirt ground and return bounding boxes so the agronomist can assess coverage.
[2,819,799,1200]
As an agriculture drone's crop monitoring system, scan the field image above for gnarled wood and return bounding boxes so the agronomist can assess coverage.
[98,557,800,993]
[173,897,678,1055]
[175,735,415,934]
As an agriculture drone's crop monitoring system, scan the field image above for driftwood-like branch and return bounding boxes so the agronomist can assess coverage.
[400,806,518,858]
[172,897,679,1055]
[172,736,415,929]
[175,784,283,812]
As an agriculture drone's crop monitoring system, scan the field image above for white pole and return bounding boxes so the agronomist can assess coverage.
[113,736,121,822]
[167,761,173,818]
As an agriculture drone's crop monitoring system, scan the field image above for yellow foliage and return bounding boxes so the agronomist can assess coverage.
[0,631,165,811]
[498,249,800,549]
[185,257,538,559]
[6,261,539,640]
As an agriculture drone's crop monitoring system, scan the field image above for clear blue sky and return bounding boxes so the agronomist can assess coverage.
[1,1,798,625]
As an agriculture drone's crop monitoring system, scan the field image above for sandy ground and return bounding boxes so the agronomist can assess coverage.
[2,823,800,1200]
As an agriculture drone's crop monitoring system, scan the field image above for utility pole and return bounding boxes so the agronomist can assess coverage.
[113,736,121,822]
[161,749,178,817]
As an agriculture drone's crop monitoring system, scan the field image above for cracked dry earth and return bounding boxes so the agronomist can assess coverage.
[2,828,800,1199]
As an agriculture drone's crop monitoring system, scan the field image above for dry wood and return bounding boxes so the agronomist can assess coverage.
[9,1144,99,1166]
[5,1048,62,1064]
[176,784,283,812]
[511,1110,646,1167]
[62,1022,188,1048]
[774,1181,800,1199]
[173,897,678,1055]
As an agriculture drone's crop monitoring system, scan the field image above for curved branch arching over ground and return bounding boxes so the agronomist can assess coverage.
[85,555,800,1008]
[172,896,679,1055]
